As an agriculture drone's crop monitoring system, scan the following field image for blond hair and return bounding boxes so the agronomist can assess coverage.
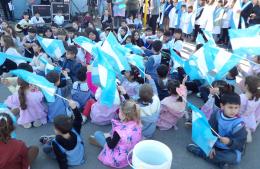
[121,100,141,124]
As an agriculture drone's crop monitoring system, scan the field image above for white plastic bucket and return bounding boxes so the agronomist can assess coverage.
[128,140,173,169]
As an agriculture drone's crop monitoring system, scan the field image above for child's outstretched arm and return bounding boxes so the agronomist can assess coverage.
[68,100,83,134]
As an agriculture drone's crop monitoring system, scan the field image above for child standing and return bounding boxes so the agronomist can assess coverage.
[40,100,85,169]
[187,93,247,169]
[239,76,260,142]
[89,100,142,168]
[157,79,187,130]
[5,78,47,128]
[181,6,194,38]
[0,113,39,169]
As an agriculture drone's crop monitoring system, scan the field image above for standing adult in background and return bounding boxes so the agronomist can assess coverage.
[112,0,126,30]
[193,0,206,41]
[249,0,260,25]
[126,0,140,18]
[240,0,253,28]
[0,0,13,20]
[149,0,160,34]
[98,0,106,18]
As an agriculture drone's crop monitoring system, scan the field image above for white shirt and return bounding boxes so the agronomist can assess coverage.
[54,15,64,26]
[30,16,45,26]
[30,53,52,72]
[222,8,233,28]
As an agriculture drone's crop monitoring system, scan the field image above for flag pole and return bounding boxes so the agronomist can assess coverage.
[54,93,70,102]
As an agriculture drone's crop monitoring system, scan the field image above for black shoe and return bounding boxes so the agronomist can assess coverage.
[186,144,204,157]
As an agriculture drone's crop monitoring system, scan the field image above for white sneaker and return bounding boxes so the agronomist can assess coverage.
[82,115,87,124]
[33,120,42,128]
[187,90,193,95]
[196,93,201,98]
[23,123,32,129]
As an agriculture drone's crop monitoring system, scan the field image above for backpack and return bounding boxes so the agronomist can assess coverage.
[71,83,93,109]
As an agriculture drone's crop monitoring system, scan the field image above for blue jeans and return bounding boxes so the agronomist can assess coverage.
[43,141,56,160]
[94,131,106,147]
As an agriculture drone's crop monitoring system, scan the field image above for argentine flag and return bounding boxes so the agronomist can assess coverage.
[73,36,96,54]
[229,25,260,56]
[126,54,145,77]
[125,43,144,55]
[39,57,61,75]
[91,46,120,106]
[10,69,56,102]
[102,32,131,73]
[37,35,66,60]
[204,44,242,80]
[189,103,218,156]
[196,30,216,46]
[170,49,185,69]
[0,52,32,66]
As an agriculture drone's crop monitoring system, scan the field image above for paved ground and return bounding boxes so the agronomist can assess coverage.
[0,83,259,169]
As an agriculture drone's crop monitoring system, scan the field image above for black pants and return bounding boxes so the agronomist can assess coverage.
[0,0,13,20]
[149,14,159,34]
[0,59,17,75]
[193,24,203,41]
[219,28,230,44]
[127,9,139,18]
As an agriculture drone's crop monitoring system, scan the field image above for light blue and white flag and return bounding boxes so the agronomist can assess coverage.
[39,57,62,75]
[0,52,32,66]
[102,32,131,72]
[170,48,185,68]
[10,69,56,102]
[126,54,145,77]
[204,44,242,80]
[229,25,260,56]
[190,46,215,84]
[125,43,144,55]
[73,36,96,54]
[231,0,245,29]
[91,46,120,106]
[189,103,218,156]
[196,30,216,46]
[37,35,66,60]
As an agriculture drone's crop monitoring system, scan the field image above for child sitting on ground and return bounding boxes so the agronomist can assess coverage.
[62,45,82,82]
[71,66,93,121]
[187,93,247,169]
[45,71,72,122]
[0,113,39,169]
[239,76,260,143]
[138,80,161,138]
[157,78,187,130]
[89,100,142,168]
[40,100,85,169]
[54,10,65,27]
[5,75,47,128]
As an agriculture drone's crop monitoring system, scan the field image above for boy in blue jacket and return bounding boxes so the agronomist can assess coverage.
[187,93,247,169]
[62,45,82,82]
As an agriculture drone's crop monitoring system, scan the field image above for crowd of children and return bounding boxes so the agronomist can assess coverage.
[0,0,259,169]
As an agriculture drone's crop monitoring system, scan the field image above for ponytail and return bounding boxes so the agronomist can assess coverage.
[18,78,29,110]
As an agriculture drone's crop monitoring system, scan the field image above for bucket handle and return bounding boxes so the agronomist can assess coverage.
[127,149,136,169]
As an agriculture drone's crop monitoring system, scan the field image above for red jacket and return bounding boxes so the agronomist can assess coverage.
[0,139,29,169]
